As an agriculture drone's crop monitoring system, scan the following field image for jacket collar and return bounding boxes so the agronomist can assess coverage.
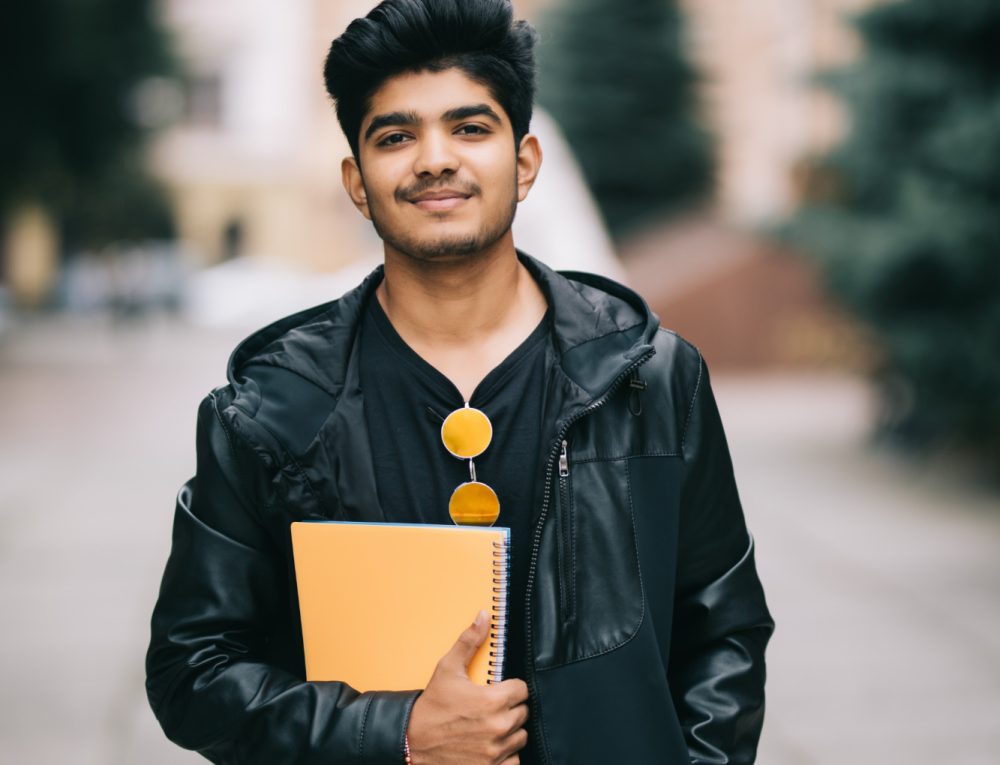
[226,251,659,402]
[522,254,658,399]
[224,252,659,522]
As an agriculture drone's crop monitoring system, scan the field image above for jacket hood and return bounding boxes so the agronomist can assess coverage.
[225,252,660,402]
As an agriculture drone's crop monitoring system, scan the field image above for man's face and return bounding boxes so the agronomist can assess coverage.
[342,68,540,263]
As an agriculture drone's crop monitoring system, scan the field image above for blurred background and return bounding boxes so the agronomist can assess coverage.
[1,0,997,763]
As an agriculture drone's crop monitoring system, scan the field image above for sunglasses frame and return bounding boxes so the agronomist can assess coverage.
[441,403,500,526]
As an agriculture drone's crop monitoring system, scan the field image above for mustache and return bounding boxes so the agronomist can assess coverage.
[396,178,481,202]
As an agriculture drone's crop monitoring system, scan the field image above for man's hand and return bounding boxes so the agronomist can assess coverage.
[407,610,530,764]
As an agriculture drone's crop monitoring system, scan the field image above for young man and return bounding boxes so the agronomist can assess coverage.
[146,1,774,763]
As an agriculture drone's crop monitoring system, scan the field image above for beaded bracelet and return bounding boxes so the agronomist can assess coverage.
[404,733,413,765]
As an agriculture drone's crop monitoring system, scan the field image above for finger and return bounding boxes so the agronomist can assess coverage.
[440,610,490,673]
[494,678,529,707]
[497,727,529,761]
[503,703,529,732]
[492,703,529,738]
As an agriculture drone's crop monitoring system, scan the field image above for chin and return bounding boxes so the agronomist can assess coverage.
[402,235,485,261]
[373,202,516,263]
[377,221,505,262]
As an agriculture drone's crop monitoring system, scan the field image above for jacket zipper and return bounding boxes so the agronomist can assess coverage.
[523,348,654,763]
[557,440,573,623]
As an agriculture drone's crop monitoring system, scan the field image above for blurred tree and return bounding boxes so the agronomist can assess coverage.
[786,0,1000,461]
[537,0,713,239]
[1,0,177,253]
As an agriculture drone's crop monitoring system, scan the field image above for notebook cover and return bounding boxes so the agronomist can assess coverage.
[290,521,509,691]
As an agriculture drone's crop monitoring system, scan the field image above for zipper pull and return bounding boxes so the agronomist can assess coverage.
[559,440,570,477]
[628,372,647,417]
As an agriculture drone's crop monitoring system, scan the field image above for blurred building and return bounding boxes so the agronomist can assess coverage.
[678,0,883,225]
[154,0,373,272]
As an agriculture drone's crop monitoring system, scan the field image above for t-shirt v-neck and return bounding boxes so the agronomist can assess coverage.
[358,291,550,699]
[365,294,550,406]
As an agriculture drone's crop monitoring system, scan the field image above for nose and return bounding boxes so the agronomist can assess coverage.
[412,129,459,177]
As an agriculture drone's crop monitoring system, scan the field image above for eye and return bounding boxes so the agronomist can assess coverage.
[456,124,490,136]
[377,132,411,147]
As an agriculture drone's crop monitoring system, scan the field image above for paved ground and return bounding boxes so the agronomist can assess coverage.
[1,315,997,765]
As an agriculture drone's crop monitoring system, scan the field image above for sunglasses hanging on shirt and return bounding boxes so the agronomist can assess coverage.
[441,403,500,526]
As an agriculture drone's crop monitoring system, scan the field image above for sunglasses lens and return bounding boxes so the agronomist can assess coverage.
[449,481,500,526]
[441,407,492,459]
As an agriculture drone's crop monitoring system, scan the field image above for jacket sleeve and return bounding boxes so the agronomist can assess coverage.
[145,390,418,764]
[668,356,775,765]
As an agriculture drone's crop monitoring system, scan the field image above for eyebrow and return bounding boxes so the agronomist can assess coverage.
[363,103,503,142]
[442,104,503,125]
[364,110,420,142]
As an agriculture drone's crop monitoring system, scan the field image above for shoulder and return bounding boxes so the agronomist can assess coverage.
[209,266,381,463]
[650,327,705,396]
[649,328,707,445]
[612,328,706,450]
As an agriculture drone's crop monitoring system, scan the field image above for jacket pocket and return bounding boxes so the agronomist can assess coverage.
[535,452,645,670]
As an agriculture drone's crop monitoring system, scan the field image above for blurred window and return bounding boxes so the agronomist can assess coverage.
[185,73,223,129]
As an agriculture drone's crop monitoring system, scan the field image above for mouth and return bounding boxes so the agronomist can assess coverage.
[408,189,472,213]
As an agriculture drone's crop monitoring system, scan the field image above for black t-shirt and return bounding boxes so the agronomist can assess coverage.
[358,293,550,694]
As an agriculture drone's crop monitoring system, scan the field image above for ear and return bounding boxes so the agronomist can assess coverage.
[341,156,372,220]
[515,134,542,203]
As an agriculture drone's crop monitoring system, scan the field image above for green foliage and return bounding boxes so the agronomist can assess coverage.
[1,0,177,250]
[537,0,713,238]
[786,0,1000,459]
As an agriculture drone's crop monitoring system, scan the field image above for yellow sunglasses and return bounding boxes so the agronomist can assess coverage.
[440,403,499,526]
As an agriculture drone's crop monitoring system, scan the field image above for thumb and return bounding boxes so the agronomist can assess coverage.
[443,610,490,674]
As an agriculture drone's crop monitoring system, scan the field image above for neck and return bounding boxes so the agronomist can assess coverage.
[376,232,545,349]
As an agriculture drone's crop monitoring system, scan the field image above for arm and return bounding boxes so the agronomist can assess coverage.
[669,357,775,765]
[145,390,418,764]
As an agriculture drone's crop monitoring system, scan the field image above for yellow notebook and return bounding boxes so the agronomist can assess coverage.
[290,521,510,691]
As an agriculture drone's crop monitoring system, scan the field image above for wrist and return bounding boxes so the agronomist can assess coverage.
[403,691,420,764]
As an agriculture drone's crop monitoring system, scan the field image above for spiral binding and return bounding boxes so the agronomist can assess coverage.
[487,537,510,684]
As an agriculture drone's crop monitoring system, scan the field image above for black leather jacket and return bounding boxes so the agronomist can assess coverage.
[146,254,774,764]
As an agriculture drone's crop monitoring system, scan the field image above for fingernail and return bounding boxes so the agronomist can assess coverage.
[475,610,486,627]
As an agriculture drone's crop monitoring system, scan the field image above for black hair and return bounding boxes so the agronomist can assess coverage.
[323,0,537,159]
